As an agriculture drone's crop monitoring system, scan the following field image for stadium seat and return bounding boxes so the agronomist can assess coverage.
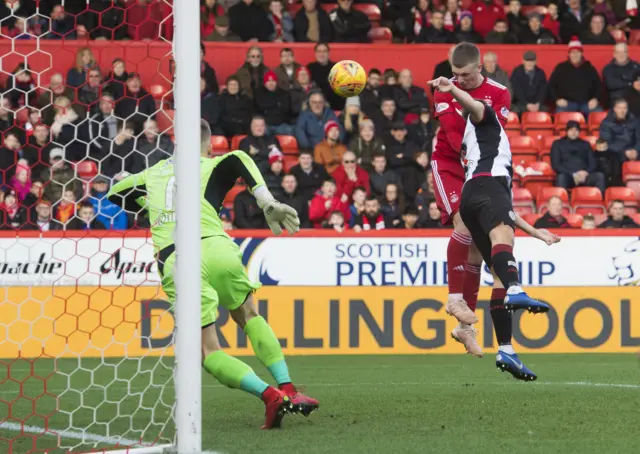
[593,213,608,225]
[622,161,640,182]
[75,160,98,180]
[223,184,246,209]
[611,29,627,43]
[210,135,229,156]
[156,109,175,136]
[633,213,640,225]
[554,112,586,134]
[566,214,583,228]
[231,135,247,151]
[630,29,640,45]
[353,4,381,24]
[277,135,299,154]
[537,186,569,206]
[522,213,541,226]
[368,27,393,43]
[283,154,298,172]
[583,135,598,149]
[506,129,522,138]
[572,187,605,215]
[512,187,535,214]
[510,135,537,150]
[521,161,555,194]
[510,135,538,161]
[522,112,553,135]
[588,111,608,133]
[506,111,520,131]
[605,187,638,209]
[539,135,560,163]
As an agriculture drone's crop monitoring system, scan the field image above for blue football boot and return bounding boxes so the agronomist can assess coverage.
[496,351,537,381]
[504,287,550,314]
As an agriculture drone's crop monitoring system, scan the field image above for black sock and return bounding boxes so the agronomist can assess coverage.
[491,244,520,289]
[490,288,512,345]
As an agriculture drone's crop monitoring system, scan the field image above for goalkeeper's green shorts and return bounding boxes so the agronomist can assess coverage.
[159,236,261,327]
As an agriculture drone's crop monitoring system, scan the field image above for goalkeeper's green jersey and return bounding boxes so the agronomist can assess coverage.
[107,150,266,253]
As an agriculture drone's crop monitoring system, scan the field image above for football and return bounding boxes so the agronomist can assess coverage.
[328,60,366,98]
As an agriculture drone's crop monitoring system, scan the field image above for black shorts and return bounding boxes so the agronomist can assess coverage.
[459,176,515,268]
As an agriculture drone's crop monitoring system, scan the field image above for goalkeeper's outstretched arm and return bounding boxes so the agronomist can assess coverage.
[107,171,148,214]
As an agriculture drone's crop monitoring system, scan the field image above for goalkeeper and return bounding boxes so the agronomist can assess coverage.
[107,120,319,430]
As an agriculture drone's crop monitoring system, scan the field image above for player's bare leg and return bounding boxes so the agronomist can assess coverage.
[230,295,319,416]
[445,212,479,325]
[200,323,291,429]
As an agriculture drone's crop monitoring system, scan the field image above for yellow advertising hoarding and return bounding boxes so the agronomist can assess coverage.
[1,286,639,357]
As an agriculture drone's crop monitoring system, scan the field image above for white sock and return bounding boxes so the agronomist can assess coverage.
[506,285,523,295]
[498,344,516,355]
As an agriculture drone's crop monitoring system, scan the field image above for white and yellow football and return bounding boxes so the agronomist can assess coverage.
[328,60,366,98]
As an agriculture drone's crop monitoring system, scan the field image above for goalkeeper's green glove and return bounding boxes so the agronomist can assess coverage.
[253,186,300,235]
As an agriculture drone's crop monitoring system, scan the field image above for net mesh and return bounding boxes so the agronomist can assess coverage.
[0,1,180,452]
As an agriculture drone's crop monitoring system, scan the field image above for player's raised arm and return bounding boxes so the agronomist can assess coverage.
[514,214,561,245]
[107,171,148,214]
[428,77,485,123]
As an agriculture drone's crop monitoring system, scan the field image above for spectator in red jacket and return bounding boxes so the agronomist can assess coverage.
[333,151,370,202]
[126,0,165,40]
[309,178,350,228]
[201,0,225,38]
[542,3,560,42]
[471,0,506,37]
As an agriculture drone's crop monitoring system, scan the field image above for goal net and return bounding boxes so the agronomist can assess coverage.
[0,1,200,452]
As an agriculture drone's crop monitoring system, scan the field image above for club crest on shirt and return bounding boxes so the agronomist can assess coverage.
[450,191,459,203]
[436,102,449,113]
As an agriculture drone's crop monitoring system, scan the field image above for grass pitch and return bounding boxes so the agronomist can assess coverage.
[1,354,639,454]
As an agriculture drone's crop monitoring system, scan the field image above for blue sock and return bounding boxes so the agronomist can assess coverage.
[239,373,270,398]
[267,359,292,385]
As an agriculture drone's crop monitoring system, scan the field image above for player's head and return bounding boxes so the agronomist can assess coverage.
[200,119,212,157]
[450,42,482,90]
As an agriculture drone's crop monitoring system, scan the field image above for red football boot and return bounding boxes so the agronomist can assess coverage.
[279,383,319,417]
[261,387,291,430]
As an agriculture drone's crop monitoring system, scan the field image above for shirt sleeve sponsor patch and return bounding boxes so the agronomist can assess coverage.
[500,106,509,118]
[436,102,449,113]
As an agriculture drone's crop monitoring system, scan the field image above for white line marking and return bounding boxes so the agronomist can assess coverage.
[0,421,143,446]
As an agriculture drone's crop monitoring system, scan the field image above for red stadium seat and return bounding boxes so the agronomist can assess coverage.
[537,186,569,206]
[506,129,522,138]
[148,83,169,100]
[15,108,29,125]
[522,112,553,134]
[588,111,608,133]
[512,187,535,214]
[611,29,627,43]
[554,112,586,134]
[210,135,229,156]
[539,135,560,163]
[633,213,640,225]
[75,160,98,180]
[283,154,298,172]
[630,30,640,45]
[584,135,598,149]
[605,187,638,209]
[622,161,640,182]
[521,213,541,226]
[566,214,583,228]
[156,109,174,136]
[506,111,520,131]
[354,4,381,24]
[510,135,537,150]
[368,27,393,43]
[521,161,555,194]
[277,135,299,154]
[223,184,246,209]
[231,135,247,151]
[572,187,605,215]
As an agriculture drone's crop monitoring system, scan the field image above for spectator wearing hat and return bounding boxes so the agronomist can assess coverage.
[277,173,311,228]
[239,116,282,173]
[235,47,271,100]
[454,11,483,43]
[267,0,294,42]
[289,149,330,201]
[274,48,302,92]
[510,51,549,114]
[471,0,506,38]
[506,0,528,37]
[290,66,316,118]
[309,178,350,228]
[385,121,420,179]
[581,13,615,45]
[549,38,603,117]
[333,150,370,202]
[308,43,344,111]
[0,188,28,230]
[534,196,571,229]
[233,187,267,229]
[219,76,253,136]
[264,149,286,198]
[314,120,347,174]
[603,43,640,104]
[352,195,389,232]
[551,120,606,194]
[329,0,372,43]
[484,18,517,44]
[598,200,640,228]
[599,99,640,163]
[339,96,365,144]
[296,91,342,151]
[560,0,591,44]
[114,73,156,134]
[623,71,640,118]
[481,52,513,97]
[393,69,429,125]
[369,153,403,199]
[293,0,333,43]
[204,15,241,41]
[518,12,558,44]
[542,3,560,42]
[417,10,455,43]
[348,119,385,172]
[228,0,272,42]
[255,70,293,136]
[88,176,128,230]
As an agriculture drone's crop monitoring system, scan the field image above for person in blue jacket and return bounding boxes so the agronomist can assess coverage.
[295,90,343,152]
[88,176,128,230]
[599,99,640,163]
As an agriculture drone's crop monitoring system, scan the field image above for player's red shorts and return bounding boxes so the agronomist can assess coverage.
[431,156,465,225]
